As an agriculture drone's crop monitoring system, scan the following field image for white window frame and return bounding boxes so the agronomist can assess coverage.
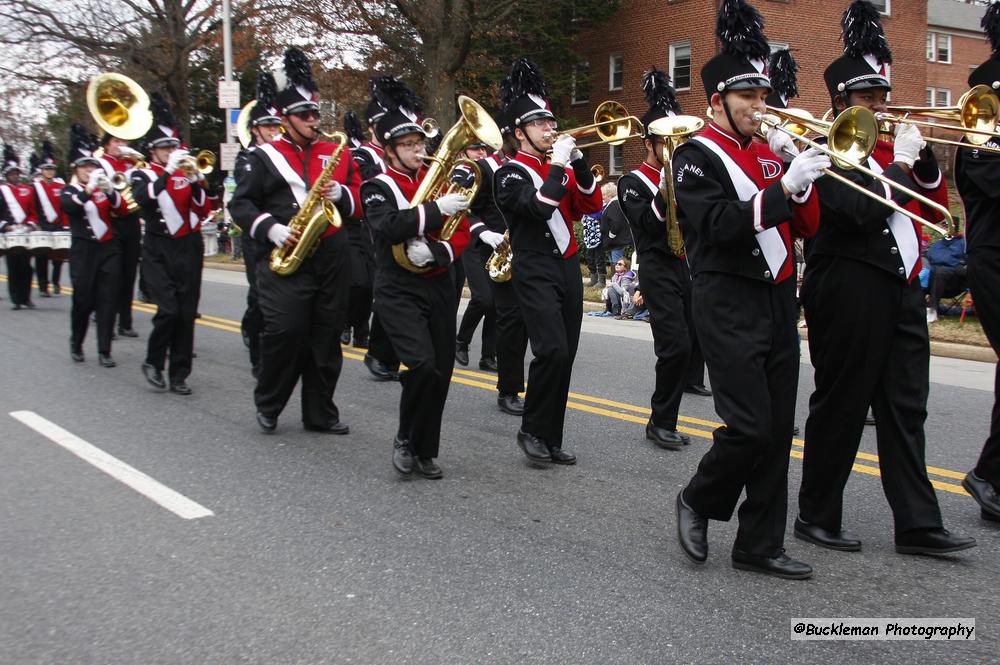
[871,0,889,15]
[926,32,935,62]
[926,87,951,108]
[937,34,952,64]
[609,144,624,176]
[572,61,590,105]
[669,41,692,92]
[608,53,623,91]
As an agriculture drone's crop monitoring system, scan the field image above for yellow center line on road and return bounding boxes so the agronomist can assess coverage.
[4,275,970,495]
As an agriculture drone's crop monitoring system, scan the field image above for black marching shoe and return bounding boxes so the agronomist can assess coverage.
[516,430,552,463]
[364,354,399,381]
[497,393,525,416]
[794,517,861,551]
[256,412,277,434]
[24,300,36,309]
[11,303,22,310]
[40,290,51,298]
[646,421,690,450]
[339,329,351,345]
[895,528,976,555]
[413,457,443,479]
[683,384,711,397]
[53,285,60,295]
[98,353,116,368]
[455,341,470,367]
[961,472,1000,518]
[142,363,167,390]
[169,381,192,396]
[478,356,498,372]
[732,549,813,580]
[676,491,708,563]
[393,437,414,475]
[304,421,350,435]
[70,346,85,363]
[547,445,576,465]
[117,327,139,338]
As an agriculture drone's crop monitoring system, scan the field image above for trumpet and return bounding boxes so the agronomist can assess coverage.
[177,149,216,176]
[543,101,644,150]
[591,164,605,183]
[755,106,956,238]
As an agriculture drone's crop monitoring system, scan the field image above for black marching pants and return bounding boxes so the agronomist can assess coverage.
[682,265,707,388]
[70,239,121,355]
[511,253,583,446]
[242,240,262,370]
[345,220,374,341]
[490,271,528,397]
[456,244,497,358]
[967,247,1000,488]
[143,233,203,383]
[255,231,349,427]
[113,216,142,330]
[376,270,456,459]
[34,255,50,294]
[640,252,691,430]
[799,257,942,534]
[684,274,799,557]
[6,252,32,305]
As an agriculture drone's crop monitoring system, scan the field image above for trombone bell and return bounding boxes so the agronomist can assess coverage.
[554,101,644,150]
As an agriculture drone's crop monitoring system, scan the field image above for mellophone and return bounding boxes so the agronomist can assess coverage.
[0,225,72,260]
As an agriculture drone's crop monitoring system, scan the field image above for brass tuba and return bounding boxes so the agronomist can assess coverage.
[392,95,503,274]
[646,114,705,257]
[269,131,349,275]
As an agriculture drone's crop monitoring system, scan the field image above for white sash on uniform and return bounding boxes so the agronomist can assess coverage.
[866,156,920,277]
[506,161,571,254]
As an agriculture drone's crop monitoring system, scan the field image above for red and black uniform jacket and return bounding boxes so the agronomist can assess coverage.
[351,142,386,181]
[808,139,949,282]
[618,160,676,263]
[361,164,470,279]
[494,151,603,260]
[0,181,39,231]
[60,183,129,242]
[130,163,211,238]
[33,178,67,231]
[228,135,362,255]
[672,122,820,284]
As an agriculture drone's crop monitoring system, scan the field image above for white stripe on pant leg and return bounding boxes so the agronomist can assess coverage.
[9,410,214,520]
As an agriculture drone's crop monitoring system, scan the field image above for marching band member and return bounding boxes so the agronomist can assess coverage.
[2,144,38,309]
[341,110,376,351]
[495,58,603,465]
[796,0,975,556]
[229,48,362,435]
[95,131,143,338]
[132,92,211,395]
[957,1,1000,524]
[672,0,826,579]
[31,142,66,297]
[235,72,283,379]
[360,76,472,479]
[61,124,127,366]
[617,67,693,451]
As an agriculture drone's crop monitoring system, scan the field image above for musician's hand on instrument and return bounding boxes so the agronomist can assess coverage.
[766,126,800,162]
[405,238,434,266]
[569,147,584,164]
[480,230,506,249]
[165,149,189,174]
[892,123,925,168]
[321,180,343,203]
[99,175,114,194]
[781,148,830,196]
[550,135,576,167]
[659,167,668,190]
[435,193,470,217]
[267,223,295,248]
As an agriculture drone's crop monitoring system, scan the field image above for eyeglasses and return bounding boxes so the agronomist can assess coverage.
[291,110,321,120]
[396,139,427,150]
[527,119,558,130]
[616,262,626,266]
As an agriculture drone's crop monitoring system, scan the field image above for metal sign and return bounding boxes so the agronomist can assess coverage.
[219,142,240,172]
[218,81,240,109]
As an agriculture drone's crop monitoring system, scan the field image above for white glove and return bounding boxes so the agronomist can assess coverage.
[326,180,343,203]
[480,230,506,249]
[84,177,100,195]
[569,148,584,163]
[267,223,293,247]
[893,123,925,168]
[165,149,189,174]
[659,167,668,190]
[435,193,470,217]
[766,126,800,162]
[781,147,831,196]
[405,238,434,266]
[550,135,576,167]
[98,174,114,194]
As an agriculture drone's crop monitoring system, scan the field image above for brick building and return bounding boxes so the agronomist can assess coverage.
[566,0,979,178]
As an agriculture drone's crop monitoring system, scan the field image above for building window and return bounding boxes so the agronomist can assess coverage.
[870,0,888,14]
[926,87,951,107]
[928,33,951,63]
[670,41,692,91]
[768,41,789,54]
[572,62,590,105]
[609,144,624,176]
[609,54,624,91]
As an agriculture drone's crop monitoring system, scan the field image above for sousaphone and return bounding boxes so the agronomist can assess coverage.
[87,73,153,140]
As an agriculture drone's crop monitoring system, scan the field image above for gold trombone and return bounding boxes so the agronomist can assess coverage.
[544,101,644,150]
[757,106,956,238]
[877,84,1000,152]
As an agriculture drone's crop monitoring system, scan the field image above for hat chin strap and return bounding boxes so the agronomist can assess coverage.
[721,95,751,145]
[520,126,547,158]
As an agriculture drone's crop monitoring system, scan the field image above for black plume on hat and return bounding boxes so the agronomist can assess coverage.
[4,143,18,166]
[509,58,549,100]
[983,1,1000,57]
[68,123,100,166]
[150,92,176,129]
[842,0,892,64]
[41,140,55,163]
[717,0,770,63]
[643,67,680,115]
[29,152,39,173]
[371,75,423,115]
[344,111,365,147]
[257,72,278,107]
[768,49,798,101]
[282,47,318,93]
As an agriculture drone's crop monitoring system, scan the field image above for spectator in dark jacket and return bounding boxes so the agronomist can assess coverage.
[601,193,633,266]
[925,235,967,322]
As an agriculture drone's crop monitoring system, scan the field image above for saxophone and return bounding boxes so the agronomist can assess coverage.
[486,230,512,283]
[270,131,348,275]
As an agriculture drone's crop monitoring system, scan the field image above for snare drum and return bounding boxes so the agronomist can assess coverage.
[4,228,29,255]
[27,231,54,256]
[51,231,72,260]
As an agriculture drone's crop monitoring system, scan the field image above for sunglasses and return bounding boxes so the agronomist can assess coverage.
[291,110,321,120]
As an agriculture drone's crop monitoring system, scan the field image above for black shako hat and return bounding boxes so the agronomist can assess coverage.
[502,58,555,128]
[372,76,425,143]
[969,2,1000,90]
[766,49,798,109]
[29,152,40,175]
[640,66,681,134]
[68,124,101,168]
[3,144,20,176]
[700,0,772,101]
[251,72,282,126]
[343,111,366,148]
[274,48,319,116]
[824,0,892,99]
[39,140,57,168]
[365,76,389,127]
[143,92,181,149]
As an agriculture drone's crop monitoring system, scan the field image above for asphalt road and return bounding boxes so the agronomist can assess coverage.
[0,266,997,664]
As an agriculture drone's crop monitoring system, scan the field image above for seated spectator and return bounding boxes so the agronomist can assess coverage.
[925,234,967,323]
[603,257,637,316]
[622,287,649,321]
